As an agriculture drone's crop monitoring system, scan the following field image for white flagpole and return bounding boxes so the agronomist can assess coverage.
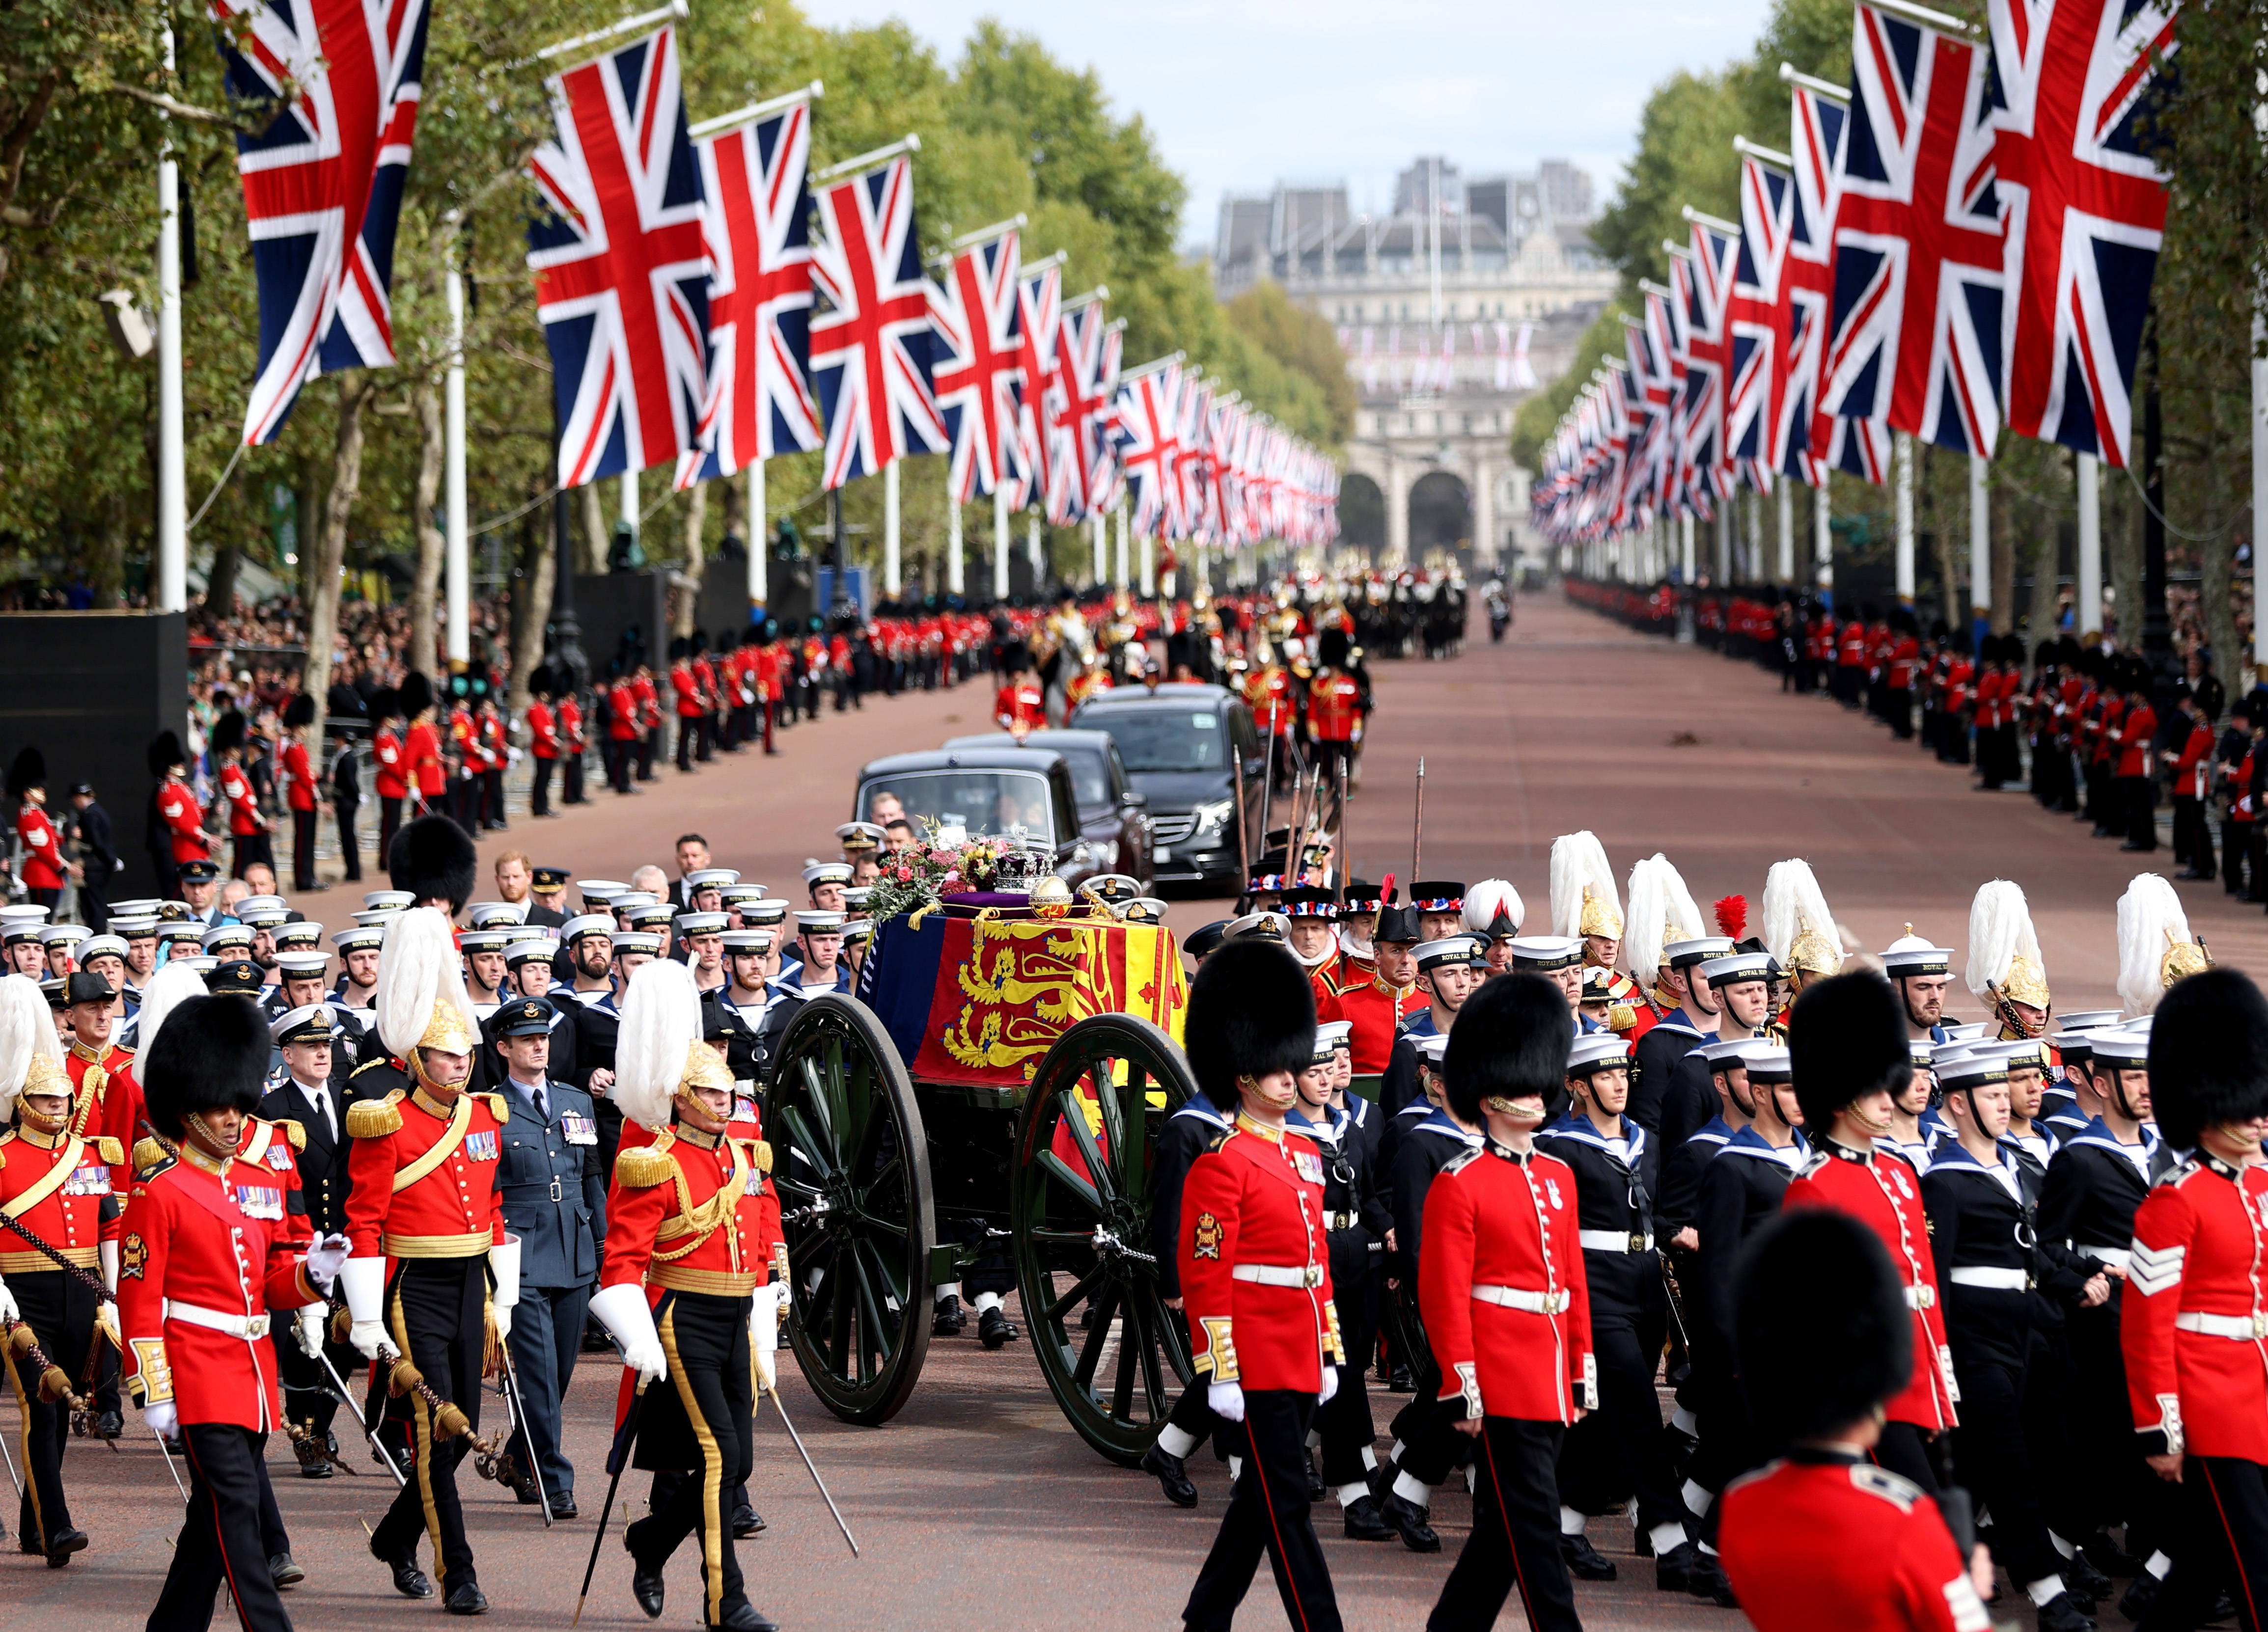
[2076,452,2102,641]
[2254,305,2267,680]
[993,484,1010,600]
[620,470,637,555]
[1968,454,1991,630]
[1090,513,1105,586]
[1027,511,1042,581]
[749,459,767,605]
[1775,482,1793,583]
[1680,512,1694,583]
[1815,481,1834,592]
[883,458,901,596]
[1114,501,1129,589]
[444,213,470,665]
[154,15,186,614]
[1139,531,1155,597]
[1894,432,1916,605]
[947,496,965,596]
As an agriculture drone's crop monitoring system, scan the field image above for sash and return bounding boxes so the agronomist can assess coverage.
[0,1135,86,1222]
[392,1095,473,1194]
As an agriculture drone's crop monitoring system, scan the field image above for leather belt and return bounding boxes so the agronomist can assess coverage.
[1232,1263,1324,1288]
[1948,1267,2029,1291]
[1578,1229,1654,1254]
[1471,1284,1570,1314]
[1325,1211,1362,1232]
[169,1302,272,1341]
[383,1230,492,1259]
[2080,1245,2131,1268]
[2175,1311,2268,1340]
[1903,1284,1938,1310]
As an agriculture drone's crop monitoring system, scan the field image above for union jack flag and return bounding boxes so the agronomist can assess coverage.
[810,155,947,490]
[1006,260,1062,511]
[1825,3,2010,457]
[1087,320,1127,515]
[527,26,710,490]
[1988,0,2174,466]
[212,0,430,446]
[1176,374,1218,542]
[676,99,820,489]
[1114,362,1184,540]
[1728,158,1793,475]
[927,227,1022,503]
[1639,288,1683,517]
[1046,298,1115,524]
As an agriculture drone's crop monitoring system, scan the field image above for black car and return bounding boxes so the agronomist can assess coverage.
[1069,683,1265,892]
[942,729,1154,885]
[852,746,1102,888]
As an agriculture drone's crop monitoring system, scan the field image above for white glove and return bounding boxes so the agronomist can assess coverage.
[295,1304,326,1358]
[752,1285,779,1390]
[1207,1380,1246,1423]
[303,1233,349,1296]
[100,1240,119,1298]
[339,1255,396,1361]
[589,1282,666,1384]
[0,1272,17,1326]
[144,1400,177,1438]
[487,1236,521,1340]
[1317,1365,1339,1407]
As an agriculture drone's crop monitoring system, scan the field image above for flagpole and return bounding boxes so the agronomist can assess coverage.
[687,80,823,141]
[947,495,964,597]
[524,0,688,66]
[1027,511,1042,585]
[1090,513,1105,586]
[1139,531,1155,598]
[1114,501,1129,590]
[1968,454,1991,637]
[1815,480,1834,596]
[812,134,920,185]
[884,458,901,596]
[1894,432,1916,607]
[993,484,1010,602]
[621,469,637,560]
[749,458,767,607]
[154,13,186,615]
[444,211,470,665]
[2254,305,2267,680]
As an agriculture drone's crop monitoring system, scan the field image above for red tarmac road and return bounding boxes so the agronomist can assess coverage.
[34,589,2242,1630]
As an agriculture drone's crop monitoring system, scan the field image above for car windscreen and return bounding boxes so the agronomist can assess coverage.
[1082,709,1226,773]
[857,769,1058,845]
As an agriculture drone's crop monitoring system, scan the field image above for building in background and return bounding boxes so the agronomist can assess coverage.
[1215,156,1615,570]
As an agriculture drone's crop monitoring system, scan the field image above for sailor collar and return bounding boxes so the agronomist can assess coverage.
[1538,1112,1646,1160]
[1171,1100,1232,1131]
[1924,1139,2019,1178]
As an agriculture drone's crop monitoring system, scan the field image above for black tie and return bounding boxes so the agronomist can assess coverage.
[531,1083,548,1123]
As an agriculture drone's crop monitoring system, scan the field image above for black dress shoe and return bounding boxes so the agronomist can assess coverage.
[2080,1533,2141,1576]
[271,1552,304,1589]
[713,1604,779,1632]
[373,1543,434,1599]
[443,1577,488,1615]
[631,1552,665,1619]
[1341,1495,1393,1541]
[1660,1541,1735,1603]
[94,1411,122,1439]
[1561,1532,1618,1581]
[44,1527,88,1567]
[299,1454,333,1479]
[551,1492,579,1521]
[2120,841,2156,852]
[1305,1458,1324,1502]
[1387,1365,1414,1393]
[977,1306,1019,1349]
[1141,1442,1199,1508]
[731,1504,764,1538]
[1380,1492,1440,1552]
[2118,1573,2160,1622]
[2037,1590,2097,1632]
[931,1294,966,1336]
[2065,1550,2114,1602]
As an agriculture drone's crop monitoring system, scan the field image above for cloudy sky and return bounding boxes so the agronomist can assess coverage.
[796,0,1779,245]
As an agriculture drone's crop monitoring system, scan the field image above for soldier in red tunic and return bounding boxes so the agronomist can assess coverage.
[279,693,327,892]
[1417,973,1592,1632]
[525,666,560,819]
[10,749,72,911]
[121,991,348,1632]
[1178,937,1346,1632]
[1717,1208,1992,1632]
[1783,972,1959,1493]
[371,689,409,860]
[2122,969,2268,1627]
[994,645,1046,738]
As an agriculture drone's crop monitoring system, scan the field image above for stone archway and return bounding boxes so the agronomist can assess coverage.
[1339,472,1385,550]
[1409,470,1472,556]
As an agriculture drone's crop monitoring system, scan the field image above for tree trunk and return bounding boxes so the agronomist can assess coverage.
[410,379,445,678]
[2203,516,2243,704]
[719,469,745,553]
[1989,462,2015,636]
[673,481,707,637]
[2108,478,2143,651]
[508,497,557,715]
[2025,462,2060,645]
[304,374,374,750]
[204,543,242,618]
[91,492,128,609]
[580,484,608,574]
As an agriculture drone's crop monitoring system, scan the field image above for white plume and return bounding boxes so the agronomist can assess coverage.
[1461,880,1524,937]
[615,958,701,1132]
[2116,873,2190,1018]
[1620,855,1703,984]
[1548,831,1620,938]
[1761,859,1841,970]
[132,961,212,1058]
[375,906,479,1058]
[0,974,60,1119]
[1964,879,2042,1001]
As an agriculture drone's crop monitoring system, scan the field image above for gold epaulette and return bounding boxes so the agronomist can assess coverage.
[132,1135,170,1173]
[93,1136,124,1166]
[348,1054,401,1080]
[613,1140,675,1190]
[345,1091,406,1139]
[481,1093,511,1123]
[276,1119,306,1151]
[745,1139,773,1174]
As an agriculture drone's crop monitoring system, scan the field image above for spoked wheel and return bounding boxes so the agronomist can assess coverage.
[1011,1014,1199,1466]
[767,994,933,1426]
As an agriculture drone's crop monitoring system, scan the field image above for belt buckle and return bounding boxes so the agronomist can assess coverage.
[1546,1291,1566,1314]
[1915,1284,1935,1310]
[549,1175,564,1203]
[1630,1232,1647,1254]
[1303,1264,1322,1288]
[246,1314,270,1340]
[2255,1313,2266,1340]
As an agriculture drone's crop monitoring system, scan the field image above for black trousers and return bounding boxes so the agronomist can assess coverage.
[1947,1345,2059,1586]
[148,1423,291,1632]
[290,808,317,890]
[370,1257,484,1590]
[2175,794,2213,875]
[628,1290,757,1628]
[1427,1417,1579,1632]
[2122,775,2157,848]
[1873,1420,1941,1496]
[564,751,586,804]
[638,728,658,780]
[378,796,402,862]
[2151,1455,2268,1632]
[2225,818,2250,895]
[530,756,554,816]
[233,833,274,879]
[608,738,635,793]
[482,769,504,828]
[1183,1390,1343,1632]
[2067,1303,2175,1555]
[1390,1359,1471,1487]
[1886,686,1913,738]
[5,1269,94,1550]
[78,876,109,933]
[334,802,360,881]
[273,1318,359,1447]
[1314,1285,1377,1485]
[677,717,698,772]
[1556,1306,1682,1530]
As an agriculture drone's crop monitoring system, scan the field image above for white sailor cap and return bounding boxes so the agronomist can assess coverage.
[1316,1020,1353,1052]
[1696,951,1774,987]
[77,935,128,964]
[802,861,854,887]
[1978,1036,2052,1073]
[677,912,729,935]
[1415,935,1487,973]
[1224,911,1290,944]
[2089,1024,2152,1068]
[562,914,616,943]
[1663,934,1735,969]
[112,917,160,939]
[841,919,874,945]
[108,899,165,919]
[1567,1033,1633,1074]
[576,879,628,905]
[611,931,664,955]
[271,1003,342,1046]
[1937,1046,2009,1091]
[1908,1035,1939,1070]
[685,868,741,890]
[794,910,847,933]
[352,909,402,929]
[738,900,789,926]
[361,890,415,911]
[504,938,558,966]
[237,896,287,918]
[835,821,886,851]
[721,930,776,953]
[1742,1043,1794,1083]
[1942,1020,1991,1041]
[2058,1009,2123,1032]
[841,886,873,911]
[1881,934,1954,978]
[0,905,49,927]
[1698,1035,1773,1067]
[610,891,659,912]
[39,924,90,946]
[718,884,768,906]
[272,920,325,947]
[201,923,255,952]
[174,955,219,974]
[458,927,517,953]
[157,921,204,944]
[275,950,331,979]
[1116,896,1169,925]
[1507,934,1582,972]
[466,902,522,929]
[333,926,385,952]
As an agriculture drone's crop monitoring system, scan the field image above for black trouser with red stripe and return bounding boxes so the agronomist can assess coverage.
[148,1423,290,1632]
[1427,1416,1578,1632]
[1183,1389,1343,1632]
[2152,1456,2268,1632]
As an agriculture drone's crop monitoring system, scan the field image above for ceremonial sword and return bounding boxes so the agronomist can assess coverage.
[765,1383,858,1557]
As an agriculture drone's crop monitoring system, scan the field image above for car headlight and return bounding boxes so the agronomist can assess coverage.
[1191,798,1234,838]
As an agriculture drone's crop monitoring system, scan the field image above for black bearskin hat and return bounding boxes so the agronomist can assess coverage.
[398,671,435,720]
[210,711,248,756]
[5,747,45,800]
[1735,1209,1912,1448]
[388,814,478,913]
[1442,973,1572,1127]
[526,665,554,700]
[1317,626,1351,671]
[2149,969,2268,1150]
[370,687,401,723]
[1790,972,1913,1134]
[141,993,268,1139]
[282,692,315,729]
[147,730,187,778]
[1183,937,1317,1112]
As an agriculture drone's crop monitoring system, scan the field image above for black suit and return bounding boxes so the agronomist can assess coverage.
[73,800,117,932]
[256,1075,357,1447]
[524,902,567,929]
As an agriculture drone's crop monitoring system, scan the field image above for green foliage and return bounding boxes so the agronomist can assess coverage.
[1510,302,1632,471]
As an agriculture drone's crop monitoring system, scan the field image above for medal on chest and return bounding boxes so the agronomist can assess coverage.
[561,1113,598,1146]
[265,1144,293,1171]
[463,1130,500,1162]
[233,1183,284,1220]
[1544,1177,1564,1212]
[63,1160,112,1197]
[1293,1149,1325,1186]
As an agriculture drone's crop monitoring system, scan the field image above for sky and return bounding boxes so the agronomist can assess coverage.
[795,0,1781,246]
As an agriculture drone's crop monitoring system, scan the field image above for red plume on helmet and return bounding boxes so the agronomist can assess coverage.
[1714,895,1749,940]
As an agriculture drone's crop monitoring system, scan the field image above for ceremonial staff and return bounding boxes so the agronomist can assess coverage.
[1411,756,1427,881]
[571,1383,647,1629]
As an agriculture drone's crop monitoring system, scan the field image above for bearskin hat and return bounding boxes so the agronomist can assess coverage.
[388,814,478,913]
[211,710,248,755]
[1735,1209,1912,1448]
[1316,626,1351,671]
[1183,938,1316,1111]
[1790,971,1912,1134]
[282,692,316,729]
[1442,972,1571,1127]
[398,671,435,720]
[5,747,44,801]
[2148,968,2268,1149]
[140,993,268,1139]
[147,730,188,778]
